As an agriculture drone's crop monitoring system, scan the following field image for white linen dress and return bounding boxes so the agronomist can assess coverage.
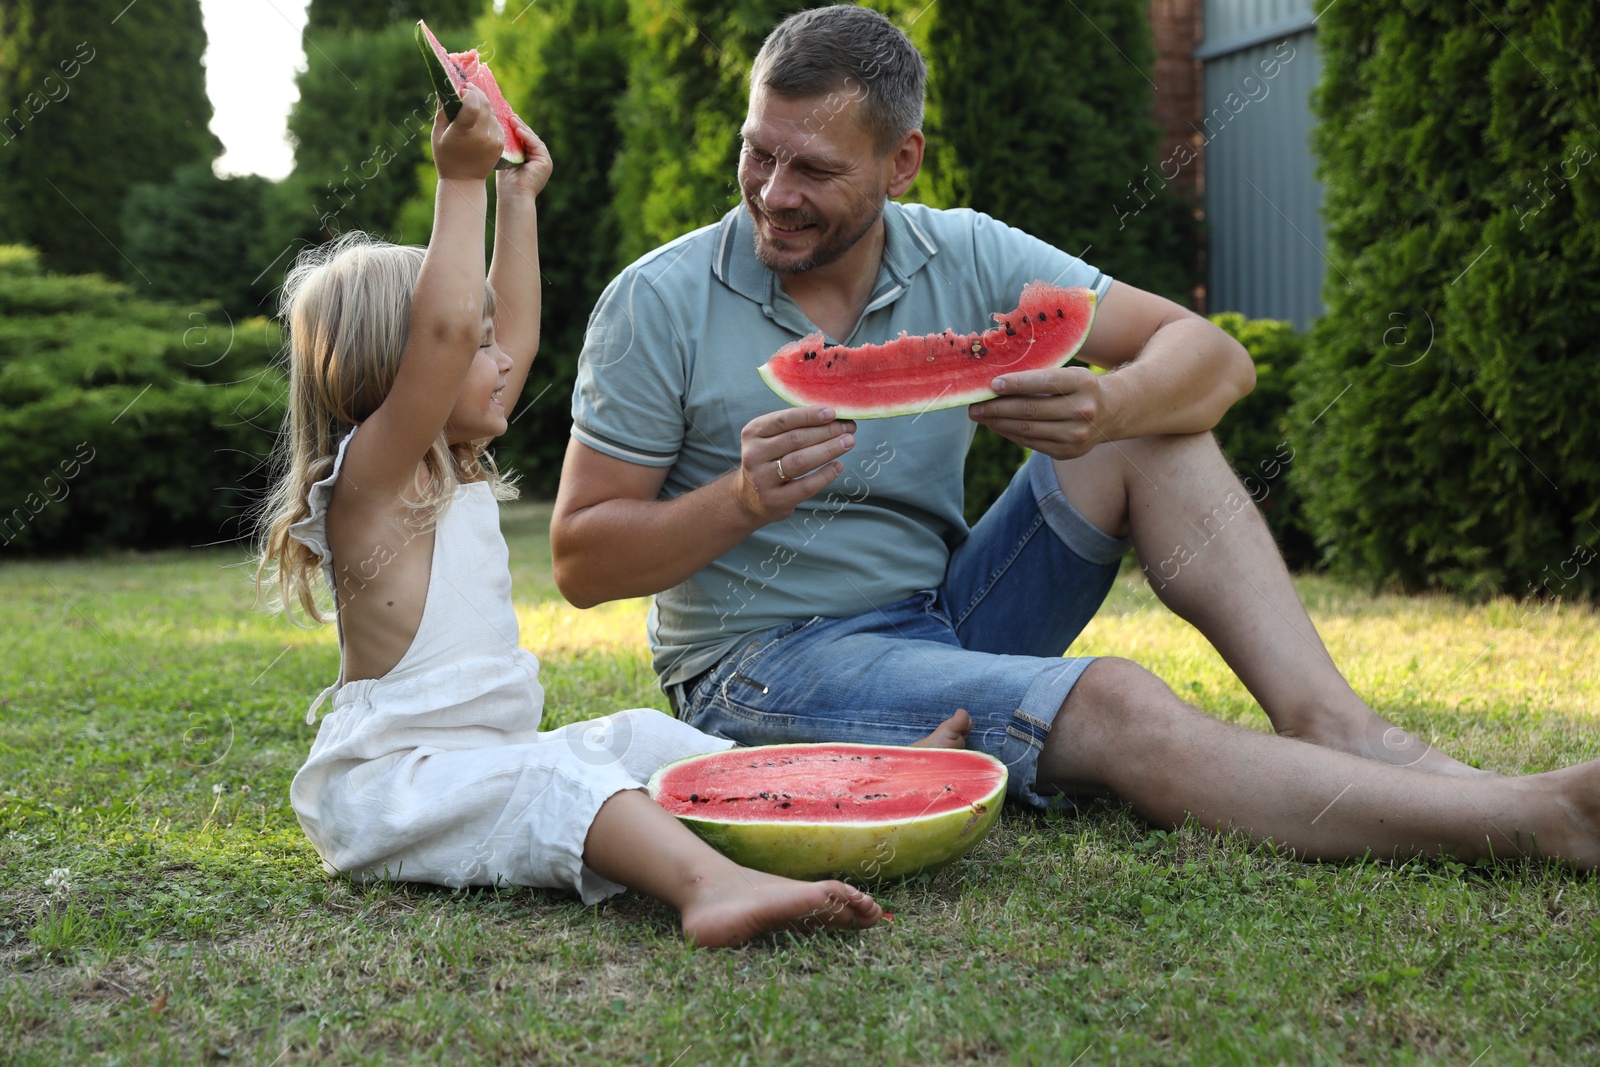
[287,431,731,903]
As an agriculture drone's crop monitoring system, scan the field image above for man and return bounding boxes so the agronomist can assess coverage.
[552,5,1600,867]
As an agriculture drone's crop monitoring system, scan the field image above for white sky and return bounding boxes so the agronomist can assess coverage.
[200,2,510,180]
[200,0,310,180]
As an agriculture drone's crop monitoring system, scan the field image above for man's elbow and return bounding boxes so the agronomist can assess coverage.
[550,542,601,609]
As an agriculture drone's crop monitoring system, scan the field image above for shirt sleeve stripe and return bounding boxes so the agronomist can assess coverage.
[571,423,680,468]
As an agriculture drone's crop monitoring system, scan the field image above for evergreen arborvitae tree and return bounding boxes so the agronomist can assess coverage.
[262,2,487,267]
[1292,1,1600,598]
[611,0,791,267]
[307,0,483,34]
[923,0,1195,304]
[120,164,271,321]
[264,21,455,258]
[0,0,218,277]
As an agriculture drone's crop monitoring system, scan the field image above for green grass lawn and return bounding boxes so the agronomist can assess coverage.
[4,502,1599,1064]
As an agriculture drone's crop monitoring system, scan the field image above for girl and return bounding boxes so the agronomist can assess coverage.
[255,89,882,947]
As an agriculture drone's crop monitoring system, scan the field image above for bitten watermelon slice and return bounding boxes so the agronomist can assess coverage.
[648,743,1007,881]
[415,19,527,169]
[758,281,1098,418]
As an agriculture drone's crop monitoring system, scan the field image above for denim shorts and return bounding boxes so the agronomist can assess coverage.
[673,451,1131,810]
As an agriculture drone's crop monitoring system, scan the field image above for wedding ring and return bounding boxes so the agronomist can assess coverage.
[774,458,789,482]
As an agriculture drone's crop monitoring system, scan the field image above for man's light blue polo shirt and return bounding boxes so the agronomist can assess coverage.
[572,200,1111,687]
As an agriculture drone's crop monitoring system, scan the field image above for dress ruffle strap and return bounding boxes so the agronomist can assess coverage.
[287,428,357,724]
[287,427,358,564]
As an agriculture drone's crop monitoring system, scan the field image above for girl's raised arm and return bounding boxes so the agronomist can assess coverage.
[340,88,504,504]
[487,119,552,416]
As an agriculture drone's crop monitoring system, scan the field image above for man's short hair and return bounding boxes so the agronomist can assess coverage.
[750,5,926,155]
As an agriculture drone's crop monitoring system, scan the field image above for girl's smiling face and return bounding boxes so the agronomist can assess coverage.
[444,313,512,445]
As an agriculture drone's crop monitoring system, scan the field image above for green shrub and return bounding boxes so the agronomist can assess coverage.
[0,247,284,554]
[1293,0,1600,599]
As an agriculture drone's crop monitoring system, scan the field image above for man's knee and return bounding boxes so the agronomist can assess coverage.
[1057,656,1169,733]
[1040,657,1171,792]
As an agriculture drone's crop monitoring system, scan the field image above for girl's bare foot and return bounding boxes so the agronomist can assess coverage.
[911,708,972,749]
[679,867,883,948]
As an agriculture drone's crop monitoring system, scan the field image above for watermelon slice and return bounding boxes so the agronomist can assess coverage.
[415,19,527,169]
[647,743,1007,881]
[758,281,1098,418]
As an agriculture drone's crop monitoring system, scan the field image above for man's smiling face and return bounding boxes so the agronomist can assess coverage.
[737,85,895,276]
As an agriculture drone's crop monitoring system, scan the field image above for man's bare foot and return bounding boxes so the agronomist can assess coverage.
[911,708,972,749]
[1529,759,1600,869]
[679,867,883,948]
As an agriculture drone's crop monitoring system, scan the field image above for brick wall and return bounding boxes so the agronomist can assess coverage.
[1148,0,1204,306]
[1149,0,1203,201]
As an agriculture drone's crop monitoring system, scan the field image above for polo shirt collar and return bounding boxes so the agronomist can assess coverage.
[712,199,940,312]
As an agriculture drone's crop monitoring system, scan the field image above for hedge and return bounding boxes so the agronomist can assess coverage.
[1291,0,1600,599]
[0,247,284,554]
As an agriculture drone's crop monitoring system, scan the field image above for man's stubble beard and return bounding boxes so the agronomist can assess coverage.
[745,184,887,276]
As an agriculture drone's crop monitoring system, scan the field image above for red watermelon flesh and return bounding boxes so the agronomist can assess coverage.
[647,743,1007,880]
[653,744,1002,821]
[758,281,1098,419]
[415,20,527,168]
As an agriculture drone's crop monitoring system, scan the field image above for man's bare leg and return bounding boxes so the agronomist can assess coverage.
[1054,433,1486,776]
[1040,658,1600,864]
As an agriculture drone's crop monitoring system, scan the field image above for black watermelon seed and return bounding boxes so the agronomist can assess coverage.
[1037,311,1047,322]
[780,802,790,808]
[1057,308,1065,317]
[689,793,699,802]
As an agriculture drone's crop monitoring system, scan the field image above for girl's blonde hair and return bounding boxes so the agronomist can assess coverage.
[256,232,517,623]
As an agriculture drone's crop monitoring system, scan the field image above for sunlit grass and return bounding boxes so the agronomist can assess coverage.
[4,502,1600,1064]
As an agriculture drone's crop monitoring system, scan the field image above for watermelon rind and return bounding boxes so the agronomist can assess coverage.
[415,20,464,120]
[646,743,1007,882]
[757,283,1098,419]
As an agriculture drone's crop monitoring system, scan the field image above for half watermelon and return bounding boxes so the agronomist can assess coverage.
[647,743,1007,881]
[758,281,1098,418]
[415,19,527,169]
